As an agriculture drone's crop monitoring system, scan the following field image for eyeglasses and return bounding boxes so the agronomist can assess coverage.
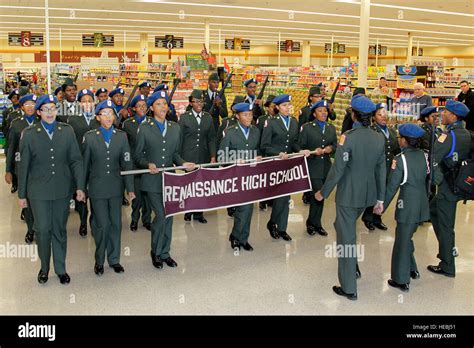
[98,112,115,117]
[135,104,148,109]
[40,107,58,113]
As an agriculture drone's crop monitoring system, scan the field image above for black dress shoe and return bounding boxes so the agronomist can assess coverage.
[427,265,455,278]
[356,264,362,279]
[242,243,253,251]
[25,231,34,244]
[11,185,18,194]
[259,202,267,211]
[278,231,292,241]
[163,257,178,268]
[94,264,104,276]
[151,251,163,269]
[194,216,207,224]
[306,225,317,236]
[58,273,71,285]
[20,210,25,221]
[184,213,191,222]
[130,221,138,232]
[364,221,375,231]
[79,225,87,237]
[332,285,357,301]
[143,223,151,231]
[374,222,388,231]
[317,227,328,236]
[410,271,420,279]
[37,270,48,284]
[229,234,241,249]
[267,221,279,239]
[388,279,409,292]
[122,197,130,206]
[227,207,236,217]
[110,264,125,273]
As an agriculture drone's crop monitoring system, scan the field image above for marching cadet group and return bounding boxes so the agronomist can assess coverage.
[1,73,471,302]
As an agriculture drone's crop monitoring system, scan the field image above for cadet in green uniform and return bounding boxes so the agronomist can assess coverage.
[2,89,20,137]
[109,88,129,126]
[54,86,64,103]
[138,82,151,98]
[179,89,217,224]
[95,88,108,103]
[383,124,429,292]
[68,89,101,237]
[362,103,400,231]
[5,94,39,243]
[135,91,195,269]
[243,78,264,122]
[18,94,85,284]
[82,100,135,276]
[122,94,152,232]
[204,73,228,132]
[298,100,337,236]
[220,102,261,251]
[298,86,336,129]
[316,96,386,300]
[56,79,80,123]
[153,84,178,123]
[261,94,300,242]
[428,100,471,278]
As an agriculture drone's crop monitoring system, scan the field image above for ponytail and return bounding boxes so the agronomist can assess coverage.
[353,109,372,127]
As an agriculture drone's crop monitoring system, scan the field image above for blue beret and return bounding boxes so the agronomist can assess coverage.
[273,94,292,105]
[244,78,257,87]
[130,94,147,108]
[351,95,376,113]
[311,100,330,112]
[154,84,168,92]
[19,94,38,105]
[77,88,94,101]
[399,123,425,138]
[95,87,108,97]
[95,99,116,115]
[147,91,169,108]
[35,94,58,111]
[8,89,20,100]
[233,102,253,113]
[375,103,387,111]
[420,106,438,118]
[139,81,151,88]
[445,100,469,118]
[109,88,125,98]
[54,87,62,96]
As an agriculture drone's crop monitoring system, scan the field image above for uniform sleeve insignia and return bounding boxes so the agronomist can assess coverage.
[339,134,346,146]
[438,133,447,143]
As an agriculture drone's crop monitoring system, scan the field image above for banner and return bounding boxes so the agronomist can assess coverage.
[162,156,312,217]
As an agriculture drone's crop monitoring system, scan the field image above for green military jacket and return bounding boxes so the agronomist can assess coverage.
[82,128,134,199]
[420,122,442,152]
[320,125,387,208]
[298,121,337,179]
[216,115,238,149]
[67,114,101,153]
[3,109,22,151]
[56,100,81,123]
[122,115,150,167]
[260,114,300,156]
[385,147,430,223]
[298,104,336,128]
[178,110,217,164]
[433,121,472,202]
[370,123,400,176]
[6,115,40,174]
[256,113,275,134]
[219,123,261,159]
[18,122,84,200]
[134,119,185,193]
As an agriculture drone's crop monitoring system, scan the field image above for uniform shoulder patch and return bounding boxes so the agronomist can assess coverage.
[339,134,346,146]
[438,133,447,143]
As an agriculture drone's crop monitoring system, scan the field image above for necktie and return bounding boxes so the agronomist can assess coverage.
[196,114,201,125]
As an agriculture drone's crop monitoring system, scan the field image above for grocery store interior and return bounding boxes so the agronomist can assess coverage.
[0,0,473,315]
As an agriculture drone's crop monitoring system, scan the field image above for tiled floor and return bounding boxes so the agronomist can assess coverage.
[0,158,472,315]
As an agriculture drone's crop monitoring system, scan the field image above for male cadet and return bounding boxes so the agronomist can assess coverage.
[18,94,85,284]
[298,86,336,129]
[138,81,152,97]
[134,91,195,270]
[220,102,261,251]
[261,94,300,242]
[68,89,101,237]
[122,94,152,232]
[428,100,471,278]
[109,87,129,126]
[316,96,386,301]
[243,78,264,122]
[203,73,228,132]
[95,88,108,103]
[178,90,217,224]
[154,84,178,122]
[5,94,39,243]
[54,86,64,103]
[56,78,80,123]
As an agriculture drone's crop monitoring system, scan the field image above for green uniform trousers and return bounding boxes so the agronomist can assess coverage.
[334,205,364,295]
[29,198,70,275]
[231,203,254,244]
[307,178,325,228]
[22,205,34,234]
[391,223,419,284]
[131,176,151,226]
[148,192,173,259]
[430,195,457,275]
[90,197,122,266]
[270,195,290,232]
[73,192,89,226]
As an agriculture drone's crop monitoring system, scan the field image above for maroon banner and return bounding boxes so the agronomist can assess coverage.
[163,156,312,217]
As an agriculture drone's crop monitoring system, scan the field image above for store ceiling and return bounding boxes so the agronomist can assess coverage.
[0,0,473,48]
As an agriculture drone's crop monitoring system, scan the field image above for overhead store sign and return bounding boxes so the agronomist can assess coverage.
[324,42,345,53]
[225,38,250,50]
[8,32,44,46]
[155,35,184,49]
[82,34,114,47]
[369,45,387,55]
[278,40,301,52]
